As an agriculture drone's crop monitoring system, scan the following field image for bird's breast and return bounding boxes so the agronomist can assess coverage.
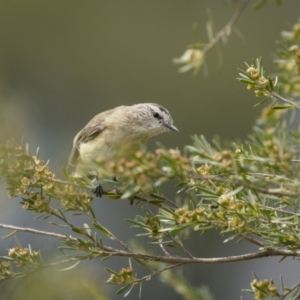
[78,132,145,166]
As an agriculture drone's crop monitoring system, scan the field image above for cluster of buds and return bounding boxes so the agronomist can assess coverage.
[251,279,278,299]
[1,143,98,213]
[22,193,50,213]
[281,22,300,42]
[162,198,249,233]
[174,206,207,225]
[256,135,292,172]
[215,194,246,229]
[155,148,190,175]
[237,58,277,102]
[102,151,158,177]
[289,44,300,67]
[8,247,39,267]
[102,152,159,196]
[263,138,283,157]
[245,66,272,97]
[196,164,212,175]
[168,186,252,232]
[59,190,93,211]
[173,48,204,74]
[214,150,233,167]
[275,21,300,96]
[0,145,56,198]
[278,231,300,250]
[0,261,13,277]
[276,43,300,96]
[101,148,191,198]
[106,267,136,285]
[97,148,190,180]
[218,195,244,212]
[143,216,162,238]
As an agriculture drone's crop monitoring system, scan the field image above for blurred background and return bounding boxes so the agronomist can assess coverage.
[0,1,299,299]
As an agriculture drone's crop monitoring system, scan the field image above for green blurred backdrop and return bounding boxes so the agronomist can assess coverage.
[1,1,300,299]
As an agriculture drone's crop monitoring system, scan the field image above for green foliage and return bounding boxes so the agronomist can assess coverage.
[1,104,300,298]
[249,277,279,299]
[276,20,300,97]
[254,0,282,10]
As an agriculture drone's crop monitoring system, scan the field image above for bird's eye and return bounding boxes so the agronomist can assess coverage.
[153,112,160,119]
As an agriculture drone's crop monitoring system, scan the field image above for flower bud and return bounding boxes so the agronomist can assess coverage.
[246,67,259,80]
[257,76,268,88]
[255,90,265,97]
[289,45,299,53]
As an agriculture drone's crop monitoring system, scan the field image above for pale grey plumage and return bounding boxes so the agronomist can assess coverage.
[69,103,178,175]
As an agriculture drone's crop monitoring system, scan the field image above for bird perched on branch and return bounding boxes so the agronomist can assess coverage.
[68,103,178,197]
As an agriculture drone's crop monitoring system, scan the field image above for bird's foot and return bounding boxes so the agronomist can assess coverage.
[92,184,104,198]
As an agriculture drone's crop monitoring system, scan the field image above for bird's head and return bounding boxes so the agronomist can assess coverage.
[129,103,178,138]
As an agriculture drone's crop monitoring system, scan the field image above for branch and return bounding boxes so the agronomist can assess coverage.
[79,207,134,253]
[150,192,179,208]
[239,234,265,248]
[1,223,299,265]
[53,179,176,208]
[271,92,300,110]
[97,248,300,265]
[102,227,134,253]
[0,223,124,255]
[0,224,69,240]
[134,263,182,284]
[159,242,171,257]
[202,0,251,55]
[49,210,101,248]
[279,280,300,300]
[164,233,194,259]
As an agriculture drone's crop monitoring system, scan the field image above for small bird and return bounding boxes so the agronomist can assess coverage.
[69,103,178,196]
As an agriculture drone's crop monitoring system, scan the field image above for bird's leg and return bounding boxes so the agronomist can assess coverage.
[88,173,103,198]
[93,183,104,198]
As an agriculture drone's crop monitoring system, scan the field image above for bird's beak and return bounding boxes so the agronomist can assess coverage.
[164,123,179,132]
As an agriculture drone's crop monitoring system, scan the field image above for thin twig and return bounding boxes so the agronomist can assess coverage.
[272,92,300,110]
[203,0,251,55]
[49,211,132,254]
[239,234,265,247]
[133,263,182,283]
[159,242,171,257]
[100,224,134,254]
[0,223,69,240]
[132,194,164,207]
[49,210,99,247]
[78,205,134,253]
[150,192,179,208]
[248,172,298,182]
[53,179,88,189]
[54,178,169,209]
[293,293,300,300]
[279,280,300,300]
[165,233,194,259]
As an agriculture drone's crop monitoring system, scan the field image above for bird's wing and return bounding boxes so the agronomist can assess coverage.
[68,123,105,165]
